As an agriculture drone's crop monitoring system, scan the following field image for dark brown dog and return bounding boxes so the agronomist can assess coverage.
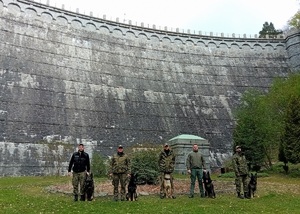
[84,173,94,201]
[126,173,138,201]
[202,171,216,198]
[248,173,257,198]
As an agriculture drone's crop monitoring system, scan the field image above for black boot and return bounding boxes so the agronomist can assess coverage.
[74,195,78,201]
[244,192,250,199]
[80,195,85,201]
[237,192,244,199]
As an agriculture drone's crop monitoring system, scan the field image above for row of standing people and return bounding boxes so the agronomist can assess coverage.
[68,143,250,201]
[67,144,130,201]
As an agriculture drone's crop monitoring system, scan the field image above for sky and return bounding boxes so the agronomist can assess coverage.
[36,0,299,36]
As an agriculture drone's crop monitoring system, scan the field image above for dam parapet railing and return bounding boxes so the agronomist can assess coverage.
[1,0,286,41]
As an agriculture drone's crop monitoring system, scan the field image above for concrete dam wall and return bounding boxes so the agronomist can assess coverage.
[0,0,298,176]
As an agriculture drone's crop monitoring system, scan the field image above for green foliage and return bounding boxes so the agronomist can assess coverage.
[278,140,288,164]
[91,152,108,177]
[288,10,300,29]
[233,73,300,169]
[233,89,274,169]
[130,148,160,185]
[266,162,300,177]
[280,95,300,164]
[259,22,283,38]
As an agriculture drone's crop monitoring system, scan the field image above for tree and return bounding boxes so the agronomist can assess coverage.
[130,148,160,185]
[233,73,300,169]
[91,152,108,177]
[233,90,269,169]
[259,22,283,38]
[280,95,300,164]
[288,10,300,30]
[278,139,289,174]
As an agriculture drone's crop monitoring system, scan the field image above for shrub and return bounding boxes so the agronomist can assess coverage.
[130,148,160,185]
[91,152,108,177]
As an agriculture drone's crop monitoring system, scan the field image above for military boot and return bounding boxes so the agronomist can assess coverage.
[237,192,244,199]
[80,195,85,201]
[244,192,251,199]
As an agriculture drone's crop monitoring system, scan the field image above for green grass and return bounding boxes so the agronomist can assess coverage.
[1,175,300,214]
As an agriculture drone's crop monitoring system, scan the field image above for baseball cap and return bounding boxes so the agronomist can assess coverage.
[235,145,241,150]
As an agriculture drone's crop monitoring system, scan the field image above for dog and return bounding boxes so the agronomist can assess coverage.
[84,172,94,201]
[126,173,138,201]
[163,173,174,198]
[202,171,216,198]
[247,173,257,198]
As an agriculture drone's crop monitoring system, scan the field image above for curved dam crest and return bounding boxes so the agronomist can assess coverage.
[0,0,299,176]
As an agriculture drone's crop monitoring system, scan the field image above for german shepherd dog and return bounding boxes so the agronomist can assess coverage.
[84,173,94,201]
[248,173,257,198]
[126,173,138,201]
[202,171,216,198]
[163,173,173,198]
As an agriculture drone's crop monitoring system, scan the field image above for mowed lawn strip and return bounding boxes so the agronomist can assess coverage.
[1,175,300,214]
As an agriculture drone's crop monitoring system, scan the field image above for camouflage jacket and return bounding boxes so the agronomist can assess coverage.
[158,149,175,173]
[110,152,130,174]
[232,152,248,176]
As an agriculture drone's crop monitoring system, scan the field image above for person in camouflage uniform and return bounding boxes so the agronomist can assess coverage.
[186,144,206,198]
[158,142,176,199]
[109,145,131,201]
[232,145,250,199]
[68,143,90,201]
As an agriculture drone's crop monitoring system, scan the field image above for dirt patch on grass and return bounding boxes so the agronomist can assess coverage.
[47,179,235,196]
[47,176,300,197]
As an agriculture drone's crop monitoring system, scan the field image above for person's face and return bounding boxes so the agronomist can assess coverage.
[78,145,84,151]
[236,147,241,153]
[118,147,123,152]
[164,145,169,150]
[193,145,198,151]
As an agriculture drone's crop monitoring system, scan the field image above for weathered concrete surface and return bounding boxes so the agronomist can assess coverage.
[0,0,297,175]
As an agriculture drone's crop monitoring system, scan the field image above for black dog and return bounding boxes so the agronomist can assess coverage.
[84,172,94,201]
[248,173,257,198]
[202,171,216,198]
[126,173,138,201]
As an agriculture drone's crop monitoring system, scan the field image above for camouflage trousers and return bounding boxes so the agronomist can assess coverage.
[159,172,174,195]
[112,173,128,200]
[72,171,86,196]
[235,174,248,193]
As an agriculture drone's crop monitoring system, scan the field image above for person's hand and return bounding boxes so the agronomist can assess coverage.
[187,169,191,174]
[86,172,90,176]
[68,172,72,176]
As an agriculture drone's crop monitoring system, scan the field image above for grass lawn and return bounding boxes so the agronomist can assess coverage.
[1,174,300,214]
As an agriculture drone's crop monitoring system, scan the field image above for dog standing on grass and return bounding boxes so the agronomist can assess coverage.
[202,171,216,198]
[83,172,94,201]
[126,173,138,201]
[248,173,257,198]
